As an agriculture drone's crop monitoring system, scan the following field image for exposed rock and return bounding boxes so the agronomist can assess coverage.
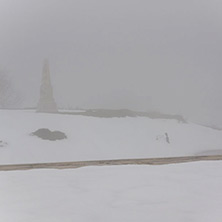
[0,140,8,147]
[165,133,170,144]
[60,109,186,122]
[156,133,170,144]
[32,128,67,141]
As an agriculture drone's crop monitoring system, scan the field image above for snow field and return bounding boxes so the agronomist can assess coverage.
[1,161,222,222]
[1,110,222,164]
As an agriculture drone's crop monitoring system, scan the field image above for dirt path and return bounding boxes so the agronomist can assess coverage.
[1,155,222,171]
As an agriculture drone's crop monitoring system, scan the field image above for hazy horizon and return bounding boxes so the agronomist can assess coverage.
[1,0,222,127]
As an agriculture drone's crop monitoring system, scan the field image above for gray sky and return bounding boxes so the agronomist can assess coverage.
[0,0,222,126]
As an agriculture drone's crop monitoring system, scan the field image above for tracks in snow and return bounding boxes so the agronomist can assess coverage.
[1,155,222,171]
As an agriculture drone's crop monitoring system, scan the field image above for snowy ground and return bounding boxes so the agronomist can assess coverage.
[1,110,222,164]
[1,161,222,222]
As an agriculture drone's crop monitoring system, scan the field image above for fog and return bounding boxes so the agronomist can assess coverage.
[0,0,222,126]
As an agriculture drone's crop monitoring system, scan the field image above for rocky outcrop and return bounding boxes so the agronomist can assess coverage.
[31,128,67,141]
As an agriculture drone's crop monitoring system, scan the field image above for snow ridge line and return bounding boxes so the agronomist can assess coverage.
[1,155,222,171]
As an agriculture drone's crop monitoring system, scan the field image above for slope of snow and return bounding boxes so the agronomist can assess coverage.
[1,161,222,222]
[1,110,222,164]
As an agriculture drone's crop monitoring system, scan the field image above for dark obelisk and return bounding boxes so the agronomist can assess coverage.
[37,60,58,113]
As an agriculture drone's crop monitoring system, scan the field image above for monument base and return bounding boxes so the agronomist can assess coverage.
[37,101,58,113]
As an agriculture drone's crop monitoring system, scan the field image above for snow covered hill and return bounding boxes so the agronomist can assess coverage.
[1,110,222,164]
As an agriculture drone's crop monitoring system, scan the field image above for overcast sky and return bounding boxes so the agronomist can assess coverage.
[0,0,222,126]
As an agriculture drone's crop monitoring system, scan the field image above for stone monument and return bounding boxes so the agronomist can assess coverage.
[37,60,58,113]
